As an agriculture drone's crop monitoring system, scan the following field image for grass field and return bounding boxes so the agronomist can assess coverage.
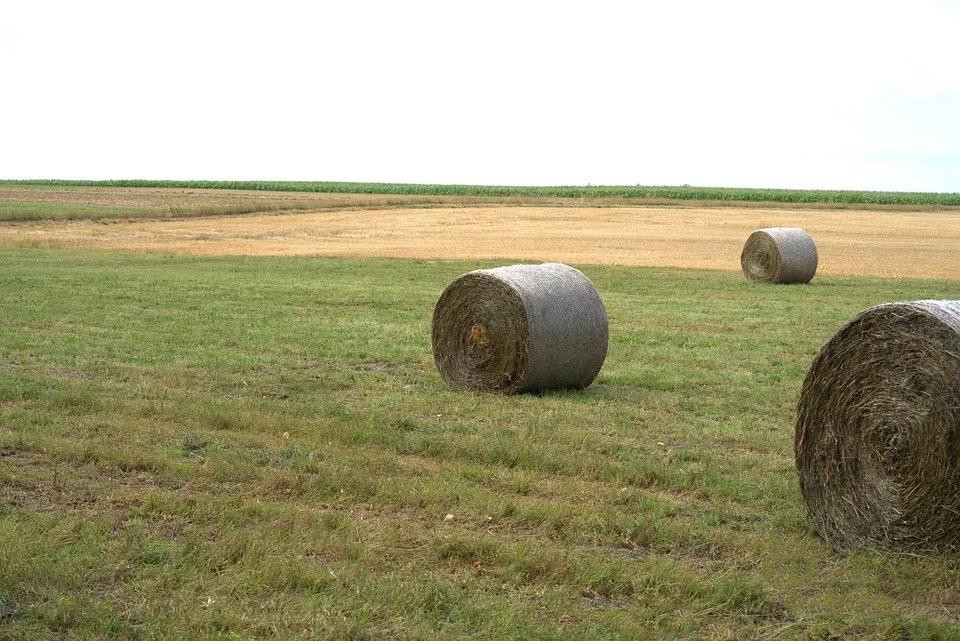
[4,180,960,206]
[3,247,960,640]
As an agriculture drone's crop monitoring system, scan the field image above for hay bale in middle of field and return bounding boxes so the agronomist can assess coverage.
[431,262,608,394]
[741,227,818,284]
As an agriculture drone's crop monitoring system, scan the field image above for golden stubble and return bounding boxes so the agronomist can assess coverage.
[3,205,960,279]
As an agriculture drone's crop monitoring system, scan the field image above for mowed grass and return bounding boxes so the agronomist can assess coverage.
[4,179,960,207]
[2,248,960,640]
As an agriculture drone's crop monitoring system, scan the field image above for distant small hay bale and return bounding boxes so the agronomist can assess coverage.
[431,263,608,394]
[795,300,960,552]
[740,227,817,284]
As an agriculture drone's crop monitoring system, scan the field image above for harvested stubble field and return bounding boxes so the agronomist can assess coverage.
[5,204,960,280]
[3,187,960,640]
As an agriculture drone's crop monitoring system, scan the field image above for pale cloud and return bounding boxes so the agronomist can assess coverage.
[2,0,958,191]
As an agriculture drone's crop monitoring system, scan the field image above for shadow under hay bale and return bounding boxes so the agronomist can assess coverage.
[431,263,608,394]
[795,300,960,553]
[741,227,817,284]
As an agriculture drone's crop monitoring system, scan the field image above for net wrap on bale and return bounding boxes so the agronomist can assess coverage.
[431,263,608,394]
[795,300,960,552]
[741,227,817,284]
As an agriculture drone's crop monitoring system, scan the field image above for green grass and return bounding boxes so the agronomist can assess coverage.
[4,179,960,206]
[2,248,960,640]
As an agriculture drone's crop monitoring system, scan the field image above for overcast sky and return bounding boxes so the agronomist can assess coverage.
[2,0,958,191]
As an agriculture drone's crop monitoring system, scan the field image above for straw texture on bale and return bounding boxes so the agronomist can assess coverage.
[740,227,818,284]
[795,300,960,552]
[431,263,608,394]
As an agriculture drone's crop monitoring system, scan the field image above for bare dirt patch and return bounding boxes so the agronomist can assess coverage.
[3,205,960,279]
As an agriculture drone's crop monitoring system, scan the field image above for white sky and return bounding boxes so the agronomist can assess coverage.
[2,0,959,191]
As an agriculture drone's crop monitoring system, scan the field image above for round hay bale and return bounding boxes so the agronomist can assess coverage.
[431,263,608,394]
[795,300,960,552]
[740,227,817,284]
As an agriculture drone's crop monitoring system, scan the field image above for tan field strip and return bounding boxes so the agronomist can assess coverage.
[3,205,960,279]
[2,185,763,216]
[0,186,563,220]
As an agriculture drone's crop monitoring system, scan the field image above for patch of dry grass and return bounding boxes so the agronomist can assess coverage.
[3,205,959,279]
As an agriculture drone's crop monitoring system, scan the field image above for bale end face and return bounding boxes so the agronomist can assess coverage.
[795,300,960,552]
[431,271,530,392]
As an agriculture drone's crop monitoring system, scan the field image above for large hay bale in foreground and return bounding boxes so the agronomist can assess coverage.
[741,227,817,284]
[431,263,608,393]
[795,300,960,552]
